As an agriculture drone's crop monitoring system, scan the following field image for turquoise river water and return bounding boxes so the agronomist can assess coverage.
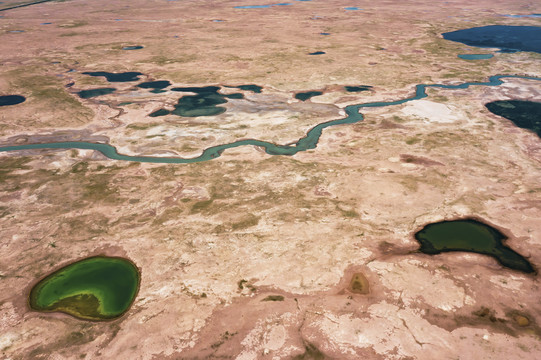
[0,75,540,164]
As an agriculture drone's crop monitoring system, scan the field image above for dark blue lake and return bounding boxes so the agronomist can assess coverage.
[77,88,116,99]
[83,72,143,82]
[485,100,541,138]
[345,85,372,92]
[0,95,26,106]
[137,80,171,90]
[225,84,263,93]
[443,25,541,54]
[295,91,322,101]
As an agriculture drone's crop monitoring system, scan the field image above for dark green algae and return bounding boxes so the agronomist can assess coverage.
[29,256,140,321]
[415,219,534,273]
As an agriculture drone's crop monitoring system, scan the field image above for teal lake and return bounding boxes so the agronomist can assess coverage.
[458,54,494,60]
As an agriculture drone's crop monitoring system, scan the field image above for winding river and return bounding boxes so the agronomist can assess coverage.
[1,75,540,164]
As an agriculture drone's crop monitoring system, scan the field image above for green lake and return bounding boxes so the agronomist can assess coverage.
[415,219,534,273]
[29,256,140,321]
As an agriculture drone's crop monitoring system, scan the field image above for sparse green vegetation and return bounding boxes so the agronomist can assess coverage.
[393,115,407,123]
[153,207,183,225]
[4,69,94,128]
[190,199,214,214]
[127,123,159,131]
[231,214,260,230]
[337,206,359,218]
[82,174,116,202]
[237,279,256,292]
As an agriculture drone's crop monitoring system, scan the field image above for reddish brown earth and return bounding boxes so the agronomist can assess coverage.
[1,0,541,359]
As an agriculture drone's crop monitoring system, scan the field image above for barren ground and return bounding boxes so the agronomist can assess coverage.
[1,0,541,359]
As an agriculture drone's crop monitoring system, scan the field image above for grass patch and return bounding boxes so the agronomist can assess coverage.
[405,136,421,145]
[190,199,214,214]
[81,174,118,203]
[127,123,159,131]
[231,214,260,230]
[6,69,94,127]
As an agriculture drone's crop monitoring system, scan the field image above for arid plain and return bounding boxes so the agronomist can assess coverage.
[1,0,541,359]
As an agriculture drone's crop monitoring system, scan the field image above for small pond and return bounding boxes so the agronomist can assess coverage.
[415,219,534,273]
[137,80,171,90]
[234,1,309,9]
[295,91,322,101]
[502,14,541,18]
[29,256,140,320]
[82,71,144,82]
[234,3,292,9]
[226,84,263,93]
[77,88,116,99]
[345,85,372,92]
[122,46,144,50]
[457,54,494,60]
[0,95,26,106]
